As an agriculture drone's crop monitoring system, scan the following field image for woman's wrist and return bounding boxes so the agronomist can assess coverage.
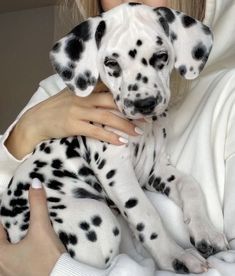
[4,121,39,160]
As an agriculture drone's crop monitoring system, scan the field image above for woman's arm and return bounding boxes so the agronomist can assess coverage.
[0,75,141,195]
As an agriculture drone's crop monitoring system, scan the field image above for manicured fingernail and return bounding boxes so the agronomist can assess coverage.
[119,137,128,144]
[32,178,42,189]
[135,127,144,135]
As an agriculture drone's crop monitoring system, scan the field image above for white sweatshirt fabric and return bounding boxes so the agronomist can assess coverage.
[1,0,235,275]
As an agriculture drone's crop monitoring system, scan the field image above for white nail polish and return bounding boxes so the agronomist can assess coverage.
[32,178,42,189]
[135,127,144,135]
[119,137,128,144]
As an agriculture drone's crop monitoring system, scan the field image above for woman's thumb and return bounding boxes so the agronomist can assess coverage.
[28,178,50,229]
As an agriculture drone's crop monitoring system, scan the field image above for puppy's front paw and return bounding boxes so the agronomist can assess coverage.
[188,220,229,258]
[157,247,209,274]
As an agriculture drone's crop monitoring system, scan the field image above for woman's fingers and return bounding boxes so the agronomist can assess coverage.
[76,92,119,110]
[73,120,128,145]
[75,107,142,137]
[28,179,51,231]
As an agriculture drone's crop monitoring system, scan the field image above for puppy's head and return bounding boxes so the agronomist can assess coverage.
[50,3,213,119]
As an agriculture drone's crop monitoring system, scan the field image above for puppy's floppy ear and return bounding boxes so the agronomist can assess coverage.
[50,17,106,97]
[154,7,213,79]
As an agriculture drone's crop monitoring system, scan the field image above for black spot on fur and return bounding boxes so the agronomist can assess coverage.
[136,223,145,231]
[158,16,169,36]
[86,230,97,242]
[92,215,102,226]
[54,218,63,223]
[129,2,142,6]
[139,233,144,243]
[80,221,90,231]
[202,24,211,35]
[190,236,195,246]
[98,159,106,169]
[52,42,61,52]
[158,7,175,23]
[76,72,96,91]
[51,159,63,169]
[79,166,95,177]
[47,197,61,203]
[142,58,148,66]
[106,170,116,179]
[109,181,115,187]
[71,20,91,41]
[142,77,148,83]
[136,73,142,80]
[136,39,142,46]
[192,42,207,60]
[113,227,120,236]
[150,233,158,240]
[65,37,84,61]
[167,175,175,182]
[34,160,48,168]
[156,36,163,45]
[29,172,45,183]
[21,224,29,231]
[170,32,177,41]
[178,65,187,76]
[61,68,73,81]
[68,249,75,258]
[125,198,138,208]
[73,188,102,200]
[164,186,170,196]
[182,15,197,28]
[94,182,102,193]
[47,179,63,190]
[69,234,78,245]
[59,231,69,246]
[129,49,137,58]
[94,152,99,162]
[95,20,106,48]
[51,205,66,209]
[53,169,77,179]
[173,259,189,273]
[105,257,110,264]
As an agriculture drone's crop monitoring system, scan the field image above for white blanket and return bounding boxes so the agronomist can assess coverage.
[110,191,235,276]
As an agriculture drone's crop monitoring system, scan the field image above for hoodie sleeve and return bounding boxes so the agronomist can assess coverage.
[0,86,51,196]
[50,253,155,276]
[0,74,66,196]
[223,95,235,245]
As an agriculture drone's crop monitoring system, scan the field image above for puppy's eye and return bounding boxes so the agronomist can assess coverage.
[156,51,168,62]
[104,57,119,68]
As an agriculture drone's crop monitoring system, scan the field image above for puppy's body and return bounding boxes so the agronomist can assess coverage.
[0,3,228,273]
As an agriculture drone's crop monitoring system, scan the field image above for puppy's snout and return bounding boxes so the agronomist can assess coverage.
[134,97,156,115]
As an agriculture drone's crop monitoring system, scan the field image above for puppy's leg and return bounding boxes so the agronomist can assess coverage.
[146,160,229,258]
[53,198,121,269]
[93,148,208,273]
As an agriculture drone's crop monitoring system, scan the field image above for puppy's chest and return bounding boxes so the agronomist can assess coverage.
[21,123,165,191]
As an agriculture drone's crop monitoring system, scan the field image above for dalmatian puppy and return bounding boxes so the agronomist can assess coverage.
[0,3,229,274]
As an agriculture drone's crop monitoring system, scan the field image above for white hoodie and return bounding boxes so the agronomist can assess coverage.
[1,0,235,275]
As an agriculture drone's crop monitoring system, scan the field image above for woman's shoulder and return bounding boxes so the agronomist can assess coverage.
[39,74,67,97]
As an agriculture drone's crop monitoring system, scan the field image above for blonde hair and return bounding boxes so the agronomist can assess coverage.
[60,0,206,105]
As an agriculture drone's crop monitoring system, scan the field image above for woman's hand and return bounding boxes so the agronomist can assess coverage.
[0,179,66,276]
[5,86,142,159]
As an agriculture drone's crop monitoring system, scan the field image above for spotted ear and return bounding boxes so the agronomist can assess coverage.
[154,7,213,79]
[50,17,106,97]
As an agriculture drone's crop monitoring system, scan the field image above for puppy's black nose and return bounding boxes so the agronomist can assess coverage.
[134,97,156,114]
